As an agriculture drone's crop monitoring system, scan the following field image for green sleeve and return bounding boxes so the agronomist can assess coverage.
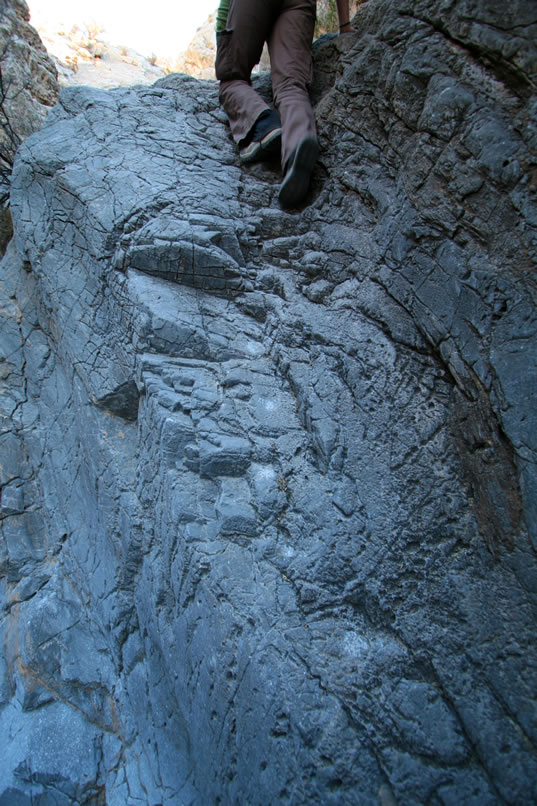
[216,0,231,34]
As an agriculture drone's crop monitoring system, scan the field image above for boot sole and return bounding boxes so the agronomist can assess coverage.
[240,128,282,163]
[278,137,319,208]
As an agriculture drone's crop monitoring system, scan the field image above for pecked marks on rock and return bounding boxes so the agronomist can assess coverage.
[2,0,537,804]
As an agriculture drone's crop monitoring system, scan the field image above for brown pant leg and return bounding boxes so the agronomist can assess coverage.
[216,0,280,145]
[268,0,317,169]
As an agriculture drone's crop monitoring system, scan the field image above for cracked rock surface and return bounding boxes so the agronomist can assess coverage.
[1,1,537,803]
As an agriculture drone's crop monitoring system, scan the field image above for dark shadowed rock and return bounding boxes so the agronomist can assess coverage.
[1,1,536,804]
[95,379,141,421]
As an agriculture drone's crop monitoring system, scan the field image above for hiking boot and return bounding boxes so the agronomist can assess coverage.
[239,110,282,163]
[278,136,319,208]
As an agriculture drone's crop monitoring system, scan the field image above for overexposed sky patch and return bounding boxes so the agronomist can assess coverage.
[28,0,218,60]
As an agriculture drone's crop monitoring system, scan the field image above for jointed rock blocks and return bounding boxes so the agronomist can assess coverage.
[1,1,536,803]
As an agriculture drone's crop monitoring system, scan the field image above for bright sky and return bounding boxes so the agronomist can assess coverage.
[28,0,218,60]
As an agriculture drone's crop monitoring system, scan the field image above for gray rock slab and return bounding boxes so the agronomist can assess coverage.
[1,1,536,804]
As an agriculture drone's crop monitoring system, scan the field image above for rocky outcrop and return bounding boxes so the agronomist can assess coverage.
[175,14,219,80]
[33,22,166,90]
[0,0,58,137]
[0,0,58,250]
[1,1,536,804]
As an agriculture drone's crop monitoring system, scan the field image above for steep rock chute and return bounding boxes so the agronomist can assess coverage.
[1,1,536,803]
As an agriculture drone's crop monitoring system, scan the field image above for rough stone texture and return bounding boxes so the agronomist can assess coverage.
[0,0,59,245]
[175,14,218,80]
[0,0,58,133]
[1,0,537,804]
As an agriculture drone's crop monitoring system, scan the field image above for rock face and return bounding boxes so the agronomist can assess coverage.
[1,1,537,804]
[0,0,59,202]
[0,0,59,258]
[33,21,166,90]
[175,14,218,80]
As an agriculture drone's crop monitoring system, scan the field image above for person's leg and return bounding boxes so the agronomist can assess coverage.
[216,0,280,147]
[268,0,317,170]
